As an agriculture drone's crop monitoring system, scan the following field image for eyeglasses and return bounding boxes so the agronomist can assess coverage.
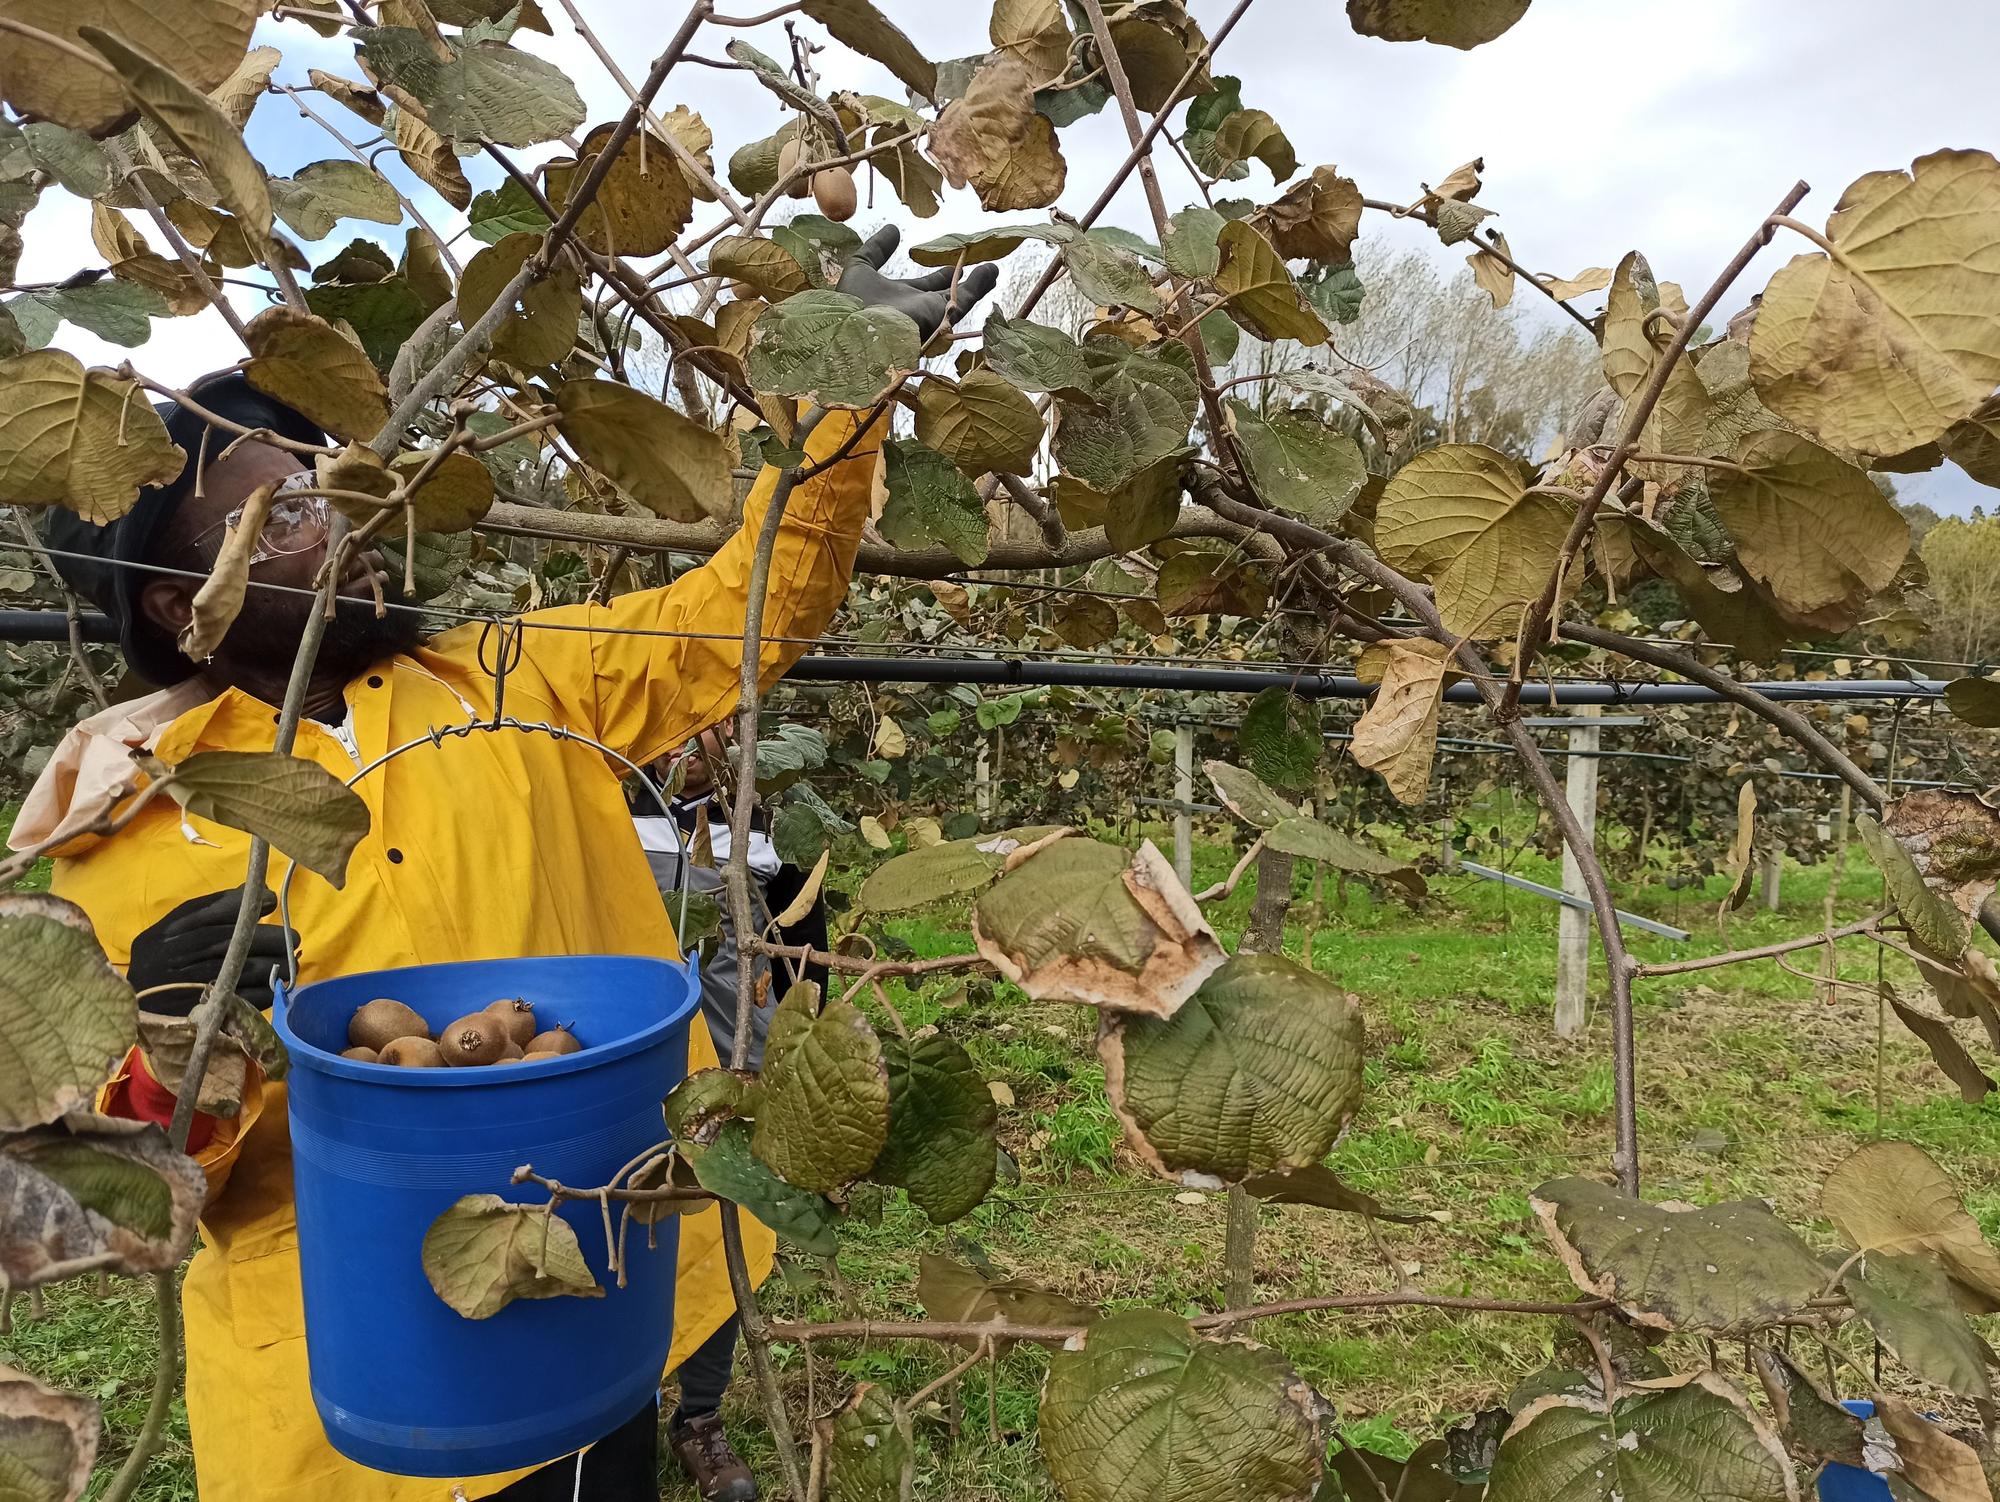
[189,471,332,566]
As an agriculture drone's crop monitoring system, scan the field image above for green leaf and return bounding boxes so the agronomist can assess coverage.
[155,750,371,888]
[1061,231,1161,314]
[982,312,1099,400]
[1751,1346,1866,1469]
[1204,759,1296,829]
[879,439,990,566]
[421,1192,602,1319]
[1051,450,1188,552]
[914,370,1044,478]
[1162,206,1226,279]
[711,235,812,300]
[1531,1176,1831,1333]
[747,290,922,409]
[1345,0,1534,48]
[800,0,934,96]
[683,1118,839,1256]
[1300,260,1366,325]
[1186,108,1295,184]
[0,1361,98,1502]
[916,1252,1096,1346]
[1857,792,2000,961]
[303,277,428,371]
[1228,400,1366,526]
[853,827,1060,914]
[1945,677,2000,730]
[1039,1310,1322,1502]
[1823,1139,2000,1313]
[826,1384,914,1502]
[870,1034,997,1223]
[773,214,863,288]
[1240,1163,1428,1224]
[1215,219,1329,346]
[1051,341,1200,492]
[753,991,890,1193]
[1328,1438,1482,1501]
[1101,951,1364,1182]
[5,281,169,349]
[0,896,137,1132]
[355,27,585,147]
[1845,1251,1993,1399]
[0,1112,203,1288]
[268,159,402,240]
[1485,1374,1795,1502]
[972,836,1225,1017]
[21,122,109,197]
[468,178,551,243]
[555,379,733,524]
[1240,686,1319,791]
[909,223,1069,267]
[1263,819,1427,902]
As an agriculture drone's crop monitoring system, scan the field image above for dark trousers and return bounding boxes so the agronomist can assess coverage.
[488,1317,740,1498]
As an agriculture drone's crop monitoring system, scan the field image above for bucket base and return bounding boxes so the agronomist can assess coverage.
[313,1359,666,1479]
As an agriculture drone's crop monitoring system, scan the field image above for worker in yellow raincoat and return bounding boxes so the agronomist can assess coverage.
[10,229,996,1502]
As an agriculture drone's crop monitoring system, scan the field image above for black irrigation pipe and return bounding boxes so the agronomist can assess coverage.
[0,611,1954,707]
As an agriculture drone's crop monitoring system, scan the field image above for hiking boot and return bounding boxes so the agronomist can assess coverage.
[668,1410,758,1501]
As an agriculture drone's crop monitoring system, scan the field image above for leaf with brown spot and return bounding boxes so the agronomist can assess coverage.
[1860,791,2000,961]
[0,1113,204,1290]
[927,56,1067,211]
[543,121,694,258]
[0,1362,99,1502]
[0,896,137,1133]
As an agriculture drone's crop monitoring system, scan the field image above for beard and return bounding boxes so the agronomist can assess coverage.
[218,575,429,682]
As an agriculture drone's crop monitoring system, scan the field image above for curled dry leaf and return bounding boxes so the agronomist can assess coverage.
[0,1112,205,1288]
[1348,638,1454,805]
[0,895,137,1132]
[0,1362,99,1502]
[972,836,1225,1017]
[1718,778,1757,915]
[1346,0,1534,49]
[927,55,1067,211]
[1204,759,1297,829]
[1265,165,1363,262]
[0,351,182,524]
[177,479,275,663]
[421,1193,602,1320]
[1530,1176,1828,1333]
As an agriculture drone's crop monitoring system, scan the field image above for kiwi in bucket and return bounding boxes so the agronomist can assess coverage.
[349,998,429,1052]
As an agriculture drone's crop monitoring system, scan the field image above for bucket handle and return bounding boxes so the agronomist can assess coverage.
[274,712,695,990]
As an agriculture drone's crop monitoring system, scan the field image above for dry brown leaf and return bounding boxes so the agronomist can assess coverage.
[179,479,276,661]
[927,56,1068,211]
[1349,638,1453,805]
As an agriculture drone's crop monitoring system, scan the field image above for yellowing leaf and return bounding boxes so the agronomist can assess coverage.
[554,379,733,523]
[208,41,279,130]
[1349,638,1452,805]
[1214,219,1328,346]
[1752,149,2000,456]
[859,814,892,850]
[458,231,582,369]
[927,56,1068,212]
[1375,444,1574,638]
[801,0,936,100]
[990,0,1072,84]
[1709,429,1908,624]
[0,0,258,134]
[391,449,494,533]
[0,351,182,524]
[1601,249,1667,402]
[1468,232,1515,308]
[80,26,272,239]
[873,715,907,759]
[710,235,810,300]
[421,1193,601,1319]
[178,478,275,663]
[155,749,372,887]
[244,307,390,443]
[389,103,471,208]
[543,121,694,259]
[1718,778,1757,914]
[1823,1140,2000,1312]
[914,370,1044,478]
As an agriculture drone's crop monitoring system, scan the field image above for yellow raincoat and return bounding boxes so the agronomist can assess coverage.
[15,411,881,1501]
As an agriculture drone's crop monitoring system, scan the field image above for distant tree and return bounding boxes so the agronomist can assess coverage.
[1922,512,2000,662]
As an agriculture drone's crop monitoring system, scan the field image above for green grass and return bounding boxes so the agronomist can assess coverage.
[23,826,2000,1500]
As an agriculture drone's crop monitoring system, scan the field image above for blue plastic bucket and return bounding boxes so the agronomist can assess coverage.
[1820,1401,1888,1501]
[273,954,698,1478]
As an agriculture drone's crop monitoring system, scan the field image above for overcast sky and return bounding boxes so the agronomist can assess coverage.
[18,0,1995,512]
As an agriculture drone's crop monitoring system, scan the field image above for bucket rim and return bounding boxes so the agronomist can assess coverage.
[273,952,699,1086]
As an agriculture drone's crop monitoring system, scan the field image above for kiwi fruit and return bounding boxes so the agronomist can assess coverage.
[438,1013,506,1067]
[349,998,430,1051]
[526,1027,582,1056]
[520,1049,563,1062]
[812,167,857,222]
[379,1036,446,1068]
[483,999,539,1048]
[500,1038,525,1061]
[341,1045,380,1063]
[776,137,811,199]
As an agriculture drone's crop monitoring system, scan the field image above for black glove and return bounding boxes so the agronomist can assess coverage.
[126,888,297,1015]
[837,225,1000,340]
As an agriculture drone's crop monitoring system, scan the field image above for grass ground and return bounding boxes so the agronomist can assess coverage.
[18,821,1997,1499]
